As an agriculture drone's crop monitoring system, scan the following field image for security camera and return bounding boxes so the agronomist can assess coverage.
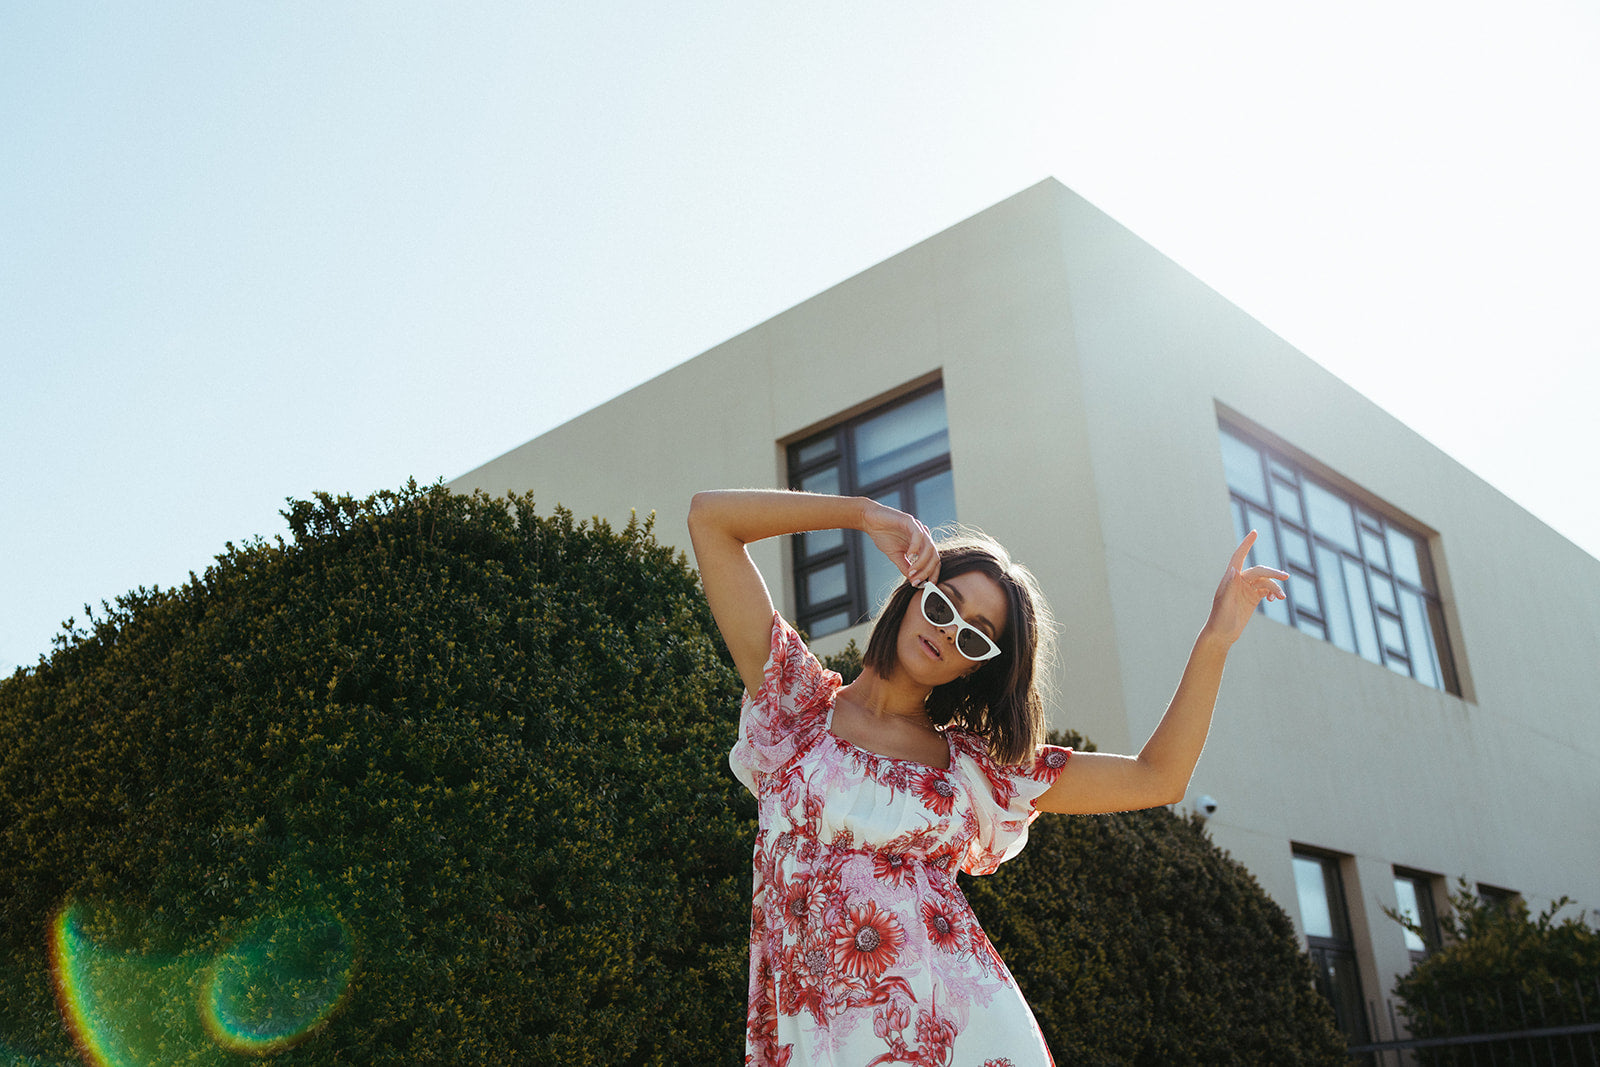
[1195,795,1218,820]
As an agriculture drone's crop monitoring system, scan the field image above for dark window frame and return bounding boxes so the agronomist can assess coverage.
[1393,867,1443,966]
[1293,847,1372,1047]
[788,381,952,638]
[1220,421,1460,695]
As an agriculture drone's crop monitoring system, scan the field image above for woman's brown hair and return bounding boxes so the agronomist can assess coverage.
[862,530,1054,765]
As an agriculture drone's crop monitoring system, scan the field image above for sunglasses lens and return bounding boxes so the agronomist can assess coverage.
[956,630,993,660]
[923,589,955,626]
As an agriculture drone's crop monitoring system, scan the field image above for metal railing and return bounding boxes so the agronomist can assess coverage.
[1348,978,1600,1066]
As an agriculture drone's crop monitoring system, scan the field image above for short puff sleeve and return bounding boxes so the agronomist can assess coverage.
[728,612,841,796]
[953,739,1073,876]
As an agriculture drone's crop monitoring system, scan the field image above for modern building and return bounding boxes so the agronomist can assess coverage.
[450,179,1600,1045]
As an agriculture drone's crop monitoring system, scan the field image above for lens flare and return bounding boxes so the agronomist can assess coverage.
[49,900,356,1064]
[49,904,207,1067]
[200,908,355,1054]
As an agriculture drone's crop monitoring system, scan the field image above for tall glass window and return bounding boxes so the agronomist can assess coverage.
[1219,423,1459,694]
[1293,849,1371,1047]
[1393,868,1442,967]
[788,383,955,638]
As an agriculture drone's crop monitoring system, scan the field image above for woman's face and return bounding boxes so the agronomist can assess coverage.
[896,570,1009,688]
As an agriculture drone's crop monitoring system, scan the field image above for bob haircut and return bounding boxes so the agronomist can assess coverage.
[862,529,1054,765]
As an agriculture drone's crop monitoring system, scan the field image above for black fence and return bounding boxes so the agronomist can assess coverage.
[1349,979,1600,1066]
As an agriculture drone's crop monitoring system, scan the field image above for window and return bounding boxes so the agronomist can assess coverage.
[1219,423,1459,693]
[1477,883,1521,913]
[1393,869,1442,966]
[1293,849,1371,1047]
[788,383,955,638]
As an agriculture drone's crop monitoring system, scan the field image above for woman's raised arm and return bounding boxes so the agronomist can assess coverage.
[687,490,939,696]
[1035,531,1287,815]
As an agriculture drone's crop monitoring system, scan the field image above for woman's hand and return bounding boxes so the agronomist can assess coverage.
[1203,530,1289,646]
[862,500,941,587]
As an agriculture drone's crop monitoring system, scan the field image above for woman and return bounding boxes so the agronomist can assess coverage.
[688,489,1286,1067]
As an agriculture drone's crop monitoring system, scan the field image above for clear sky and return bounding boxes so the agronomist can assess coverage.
[4,2,1597,676]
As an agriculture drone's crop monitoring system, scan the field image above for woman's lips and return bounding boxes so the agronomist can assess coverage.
[920,634,942,660]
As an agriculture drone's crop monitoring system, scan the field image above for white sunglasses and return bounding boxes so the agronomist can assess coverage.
[919,583,1003,662]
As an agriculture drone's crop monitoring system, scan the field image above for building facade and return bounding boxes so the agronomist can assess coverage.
[451,179,1600,1043]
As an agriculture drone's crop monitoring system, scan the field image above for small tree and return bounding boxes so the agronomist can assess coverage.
[1392,881,1600,1062]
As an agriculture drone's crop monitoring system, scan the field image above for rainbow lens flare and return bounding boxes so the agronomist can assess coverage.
[49,902,355,1064]
[200,909,355,1054]
[50,904,207,1067]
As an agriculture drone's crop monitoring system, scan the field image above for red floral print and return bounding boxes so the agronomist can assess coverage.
[920,899,962,952]
[832,901,906,980]
[1028,745,1072,782]
[732,614,1064,1066]
[872,851,914,886]
[915,770,958,815]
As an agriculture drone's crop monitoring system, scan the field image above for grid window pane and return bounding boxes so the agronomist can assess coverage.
[1220,430,1269,504]
[1315,545,1356,654]
[1303,479,1359,553]
[912,469,956,532]
[1293,857,1335,938]
[1342,558,1382,664]
[800,466,840,496]
[1272,480,1304,524]
[1360,528,1388,569]
[805,563,847,606]
[1289,571,1320,616]
[801,529,844,557]
[862,547,903,613]
[1217,422,1455,694]
[808,611,852,638]
[796,437,836,465]
[855,390,949,487]
[1386,526,1425,587]
[1394,878,1428,953]
[1279,525,1312,570]
[1378,613,1406,656]
[1399,589,1441,688]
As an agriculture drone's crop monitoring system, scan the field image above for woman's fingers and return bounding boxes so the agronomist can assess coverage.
[904,519,939,585]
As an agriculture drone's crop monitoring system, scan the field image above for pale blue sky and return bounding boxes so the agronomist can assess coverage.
[4,2,1597,675]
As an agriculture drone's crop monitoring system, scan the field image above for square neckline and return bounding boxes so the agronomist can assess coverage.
[823,699,954,773]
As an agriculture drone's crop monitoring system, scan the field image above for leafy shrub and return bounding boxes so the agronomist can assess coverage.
[1392,882,1600,1063]
[0,483,751,1066]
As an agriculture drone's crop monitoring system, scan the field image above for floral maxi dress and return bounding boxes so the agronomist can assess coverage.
[730,614,1073,1067]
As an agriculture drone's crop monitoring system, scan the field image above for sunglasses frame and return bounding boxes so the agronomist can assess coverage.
[918,583,1003,663]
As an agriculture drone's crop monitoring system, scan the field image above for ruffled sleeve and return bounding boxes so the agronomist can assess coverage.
[951,737,1073,875]
[728,612,841,796]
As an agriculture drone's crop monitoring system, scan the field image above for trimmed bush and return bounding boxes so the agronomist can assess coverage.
[0,483,752,1065]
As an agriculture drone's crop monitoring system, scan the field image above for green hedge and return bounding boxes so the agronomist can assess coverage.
[0,483,752,1065]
